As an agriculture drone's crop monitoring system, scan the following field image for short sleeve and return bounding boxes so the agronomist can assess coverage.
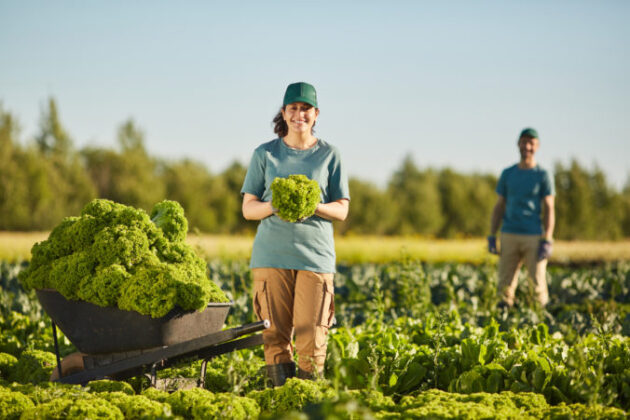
[241,147,266,198]
[496,169,507,197]
[327,147,350,202]
[541,169,555,197]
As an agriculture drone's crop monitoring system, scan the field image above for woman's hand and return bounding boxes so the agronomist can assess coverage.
[244,194,349,223]
[242,193,275,221]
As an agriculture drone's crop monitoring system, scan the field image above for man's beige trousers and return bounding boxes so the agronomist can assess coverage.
[498,232,549,306]
[252,268,335,374]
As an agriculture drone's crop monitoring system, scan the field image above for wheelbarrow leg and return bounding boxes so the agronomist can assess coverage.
[198,357,213,388]
[51,322,63,380]
[149,362,159,387]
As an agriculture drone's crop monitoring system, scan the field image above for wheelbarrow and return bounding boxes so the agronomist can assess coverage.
[36,289,268,387]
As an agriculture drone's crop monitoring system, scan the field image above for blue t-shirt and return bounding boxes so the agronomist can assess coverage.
[496,164,555,235]
[241,138,350,273]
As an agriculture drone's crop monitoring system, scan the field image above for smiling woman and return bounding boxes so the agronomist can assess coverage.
[240,82,350,386]
[271,94,319,140]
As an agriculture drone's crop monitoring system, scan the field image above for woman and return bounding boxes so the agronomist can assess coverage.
[241,82,350,386]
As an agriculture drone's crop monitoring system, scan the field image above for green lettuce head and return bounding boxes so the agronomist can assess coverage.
[18,198,228,318]
[150,200,188,243]
[271,175,321,223]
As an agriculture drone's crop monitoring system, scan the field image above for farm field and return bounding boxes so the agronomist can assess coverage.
[2,231,630,265]
[1,257,629,419]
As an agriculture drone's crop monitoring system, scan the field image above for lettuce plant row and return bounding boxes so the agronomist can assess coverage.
[1,259,629,418]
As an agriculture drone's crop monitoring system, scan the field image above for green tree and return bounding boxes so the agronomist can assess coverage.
[1,101,93,230]
[19,148,66,229]
[589,166,623,239]
[387,156,443,236]
[337,178,394,235]
[438,169,496,238]
[0,104,16,161]
[35,98,72,158]
[0,106,31,229]
[554,161,594,239]
[83,120,164,212]
[621,178,630,237]
[29,98,95,227]
[162,159,221,232]
[114,120,165,210]
[218,161,254,233]
[81,146,121,200]
[554,160,624,240]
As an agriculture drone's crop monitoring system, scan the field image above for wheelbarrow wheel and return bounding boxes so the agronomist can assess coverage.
[50,352,86,381]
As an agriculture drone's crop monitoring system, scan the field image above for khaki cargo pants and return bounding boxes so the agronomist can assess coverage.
[498,232,549,306]
[252,268,335,374]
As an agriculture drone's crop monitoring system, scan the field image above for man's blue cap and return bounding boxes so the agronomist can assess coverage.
[519,127,539,139]
[283,82,318,108]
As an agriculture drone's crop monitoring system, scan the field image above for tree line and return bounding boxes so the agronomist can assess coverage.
[1,99,629,239]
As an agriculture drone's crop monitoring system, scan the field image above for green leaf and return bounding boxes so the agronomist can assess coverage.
[548,385,571,404]
[456,369,484,394]
[485,370,504,393]
[389,373,398,387]
[395,362,427,394]
[536,356,551,375]
[532,367,547,392]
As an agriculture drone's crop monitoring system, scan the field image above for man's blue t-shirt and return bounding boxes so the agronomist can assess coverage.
[496,164,555,235]
[241,138,350,273]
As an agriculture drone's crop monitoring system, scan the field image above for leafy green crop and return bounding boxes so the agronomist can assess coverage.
[395,389,628,419]
[248,378,333,414]
[0,388,34,420]
[162,387,259,419]
[140,387,169,403]
[192,392,259,419]
[0,353,17,381]
[7,382,84,404]
[11,349,57,384]
[18,199,228,317]
[86,379,135,395]
[271,174,321,222]
[101,391,172,419]
[150,200,188,242]
[166,387,213,418]
[2,259,630,416]
[19,396,124,420]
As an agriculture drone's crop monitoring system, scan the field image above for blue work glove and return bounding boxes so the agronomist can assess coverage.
[538,239,553,261]
[487,235,499,255]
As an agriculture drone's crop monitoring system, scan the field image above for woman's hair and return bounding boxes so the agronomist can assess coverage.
[273,109,288,138]
[273,106,316,138]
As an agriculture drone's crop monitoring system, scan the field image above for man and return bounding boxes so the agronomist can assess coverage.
[488,128,555,308]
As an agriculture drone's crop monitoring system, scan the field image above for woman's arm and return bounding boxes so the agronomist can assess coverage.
[242,193,274,221]
[315,199,349,222]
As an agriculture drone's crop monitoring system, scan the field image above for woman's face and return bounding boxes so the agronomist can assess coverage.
[282,102,319,135]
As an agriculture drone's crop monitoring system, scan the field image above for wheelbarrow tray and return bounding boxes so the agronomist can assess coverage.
[36,289,231,355]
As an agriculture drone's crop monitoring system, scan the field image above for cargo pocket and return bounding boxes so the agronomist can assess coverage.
[253,279,271,323]
[318,278,335,328]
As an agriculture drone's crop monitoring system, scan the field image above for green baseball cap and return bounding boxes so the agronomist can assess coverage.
[283,82,318,108]
[519,127,539,139]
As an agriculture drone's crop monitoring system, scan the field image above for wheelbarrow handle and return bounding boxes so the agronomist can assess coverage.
[232,319,270,338]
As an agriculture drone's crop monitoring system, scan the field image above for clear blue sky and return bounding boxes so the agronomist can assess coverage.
[1,1,628,189]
